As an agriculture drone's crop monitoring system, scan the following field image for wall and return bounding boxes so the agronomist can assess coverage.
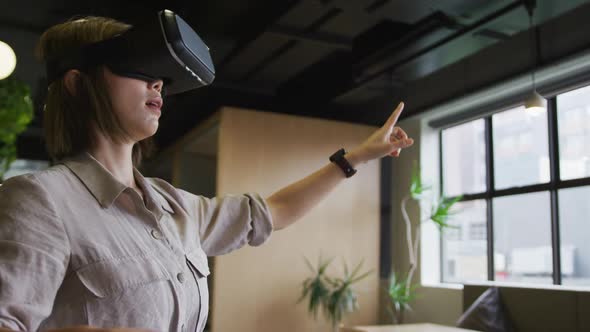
[385,115,464,326]
[210,107,381,332]
[175,152,217,199]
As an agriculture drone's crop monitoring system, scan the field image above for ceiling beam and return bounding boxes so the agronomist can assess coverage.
[268,24,351,49]
[474,28,511,41]
[350,0,523,89]
[216,0,300,71]
[235,6,343,82]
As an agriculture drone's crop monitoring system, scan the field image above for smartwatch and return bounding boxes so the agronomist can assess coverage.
[329,148,357,178]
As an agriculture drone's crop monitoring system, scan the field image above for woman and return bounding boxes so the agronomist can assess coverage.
[0,16,413,332]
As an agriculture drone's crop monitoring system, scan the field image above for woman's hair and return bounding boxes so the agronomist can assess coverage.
[37,16,153,165]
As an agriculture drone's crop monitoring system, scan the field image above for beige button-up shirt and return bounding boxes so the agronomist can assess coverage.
[0,153,273,332]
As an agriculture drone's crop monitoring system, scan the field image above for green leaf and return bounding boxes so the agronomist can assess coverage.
[0,77,34,179]
[343,258,350,278]
[387,273,419,308]
[409,161,431,200]
[318,255,334,274]
[351,269,372,284]
[298,255,334,319]
[348,259,362,279]
[299,256,371,328]
[388,273,418,323]
[430,195,463,229]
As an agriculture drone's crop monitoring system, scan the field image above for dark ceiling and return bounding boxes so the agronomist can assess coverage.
[2,0,590,160]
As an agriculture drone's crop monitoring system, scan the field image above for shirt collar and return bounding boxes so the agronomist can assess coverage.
[61,153,173,216]
[134,168,175,217]
[61,153,127,208]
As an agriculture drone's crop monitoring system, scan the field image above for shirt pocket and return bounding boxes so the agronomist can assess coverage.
[185,248,210,330]
[76,254,171,299]
[186,248,210,278]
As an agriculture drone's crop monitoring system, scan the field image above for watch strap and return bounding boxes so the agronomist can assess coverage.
[329,148,357,178]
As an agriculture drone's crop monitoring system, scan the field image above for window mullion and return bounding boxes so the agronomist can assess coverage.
[548,97,562,285]
[485,117,495,281]
[438,130,444,283]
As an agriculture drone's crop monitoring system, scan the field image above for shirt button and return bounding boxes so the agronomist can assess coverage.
[177,272,186,283]
[151,229,163,240]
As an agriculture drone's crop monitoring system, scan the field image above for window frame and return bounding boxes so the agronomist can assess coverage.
[439,94,590,285]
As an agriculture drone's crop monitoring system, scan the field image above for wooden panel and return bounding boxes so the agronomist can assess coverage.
[407,286,463,326]
[576,291,590,331]
[462,285,487,312]
[351,323,480,332]
[463,285,579,332]
[211,107,380,332]
[501,287,576,332]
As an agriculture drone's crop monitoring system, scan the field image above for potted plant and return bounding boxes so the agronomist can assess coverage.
[386,162,461,324]
[299,255,372,332]
[386,272,418,324]
[0,77,34,181]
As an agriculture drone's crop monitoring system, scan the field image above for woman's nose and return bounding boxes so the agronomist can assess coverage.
[149,79,164,93]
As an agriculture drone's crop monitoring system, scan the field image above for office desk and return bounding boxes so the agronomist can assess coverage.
[347,323,480,332]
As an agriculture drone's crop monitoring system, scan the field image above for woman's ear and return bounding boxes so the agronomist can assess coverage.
[63,69,81,96]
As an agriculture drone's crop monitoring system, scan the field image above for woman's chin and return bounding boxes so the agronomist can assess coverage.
[146,121,159,135]
[133,125,159,142]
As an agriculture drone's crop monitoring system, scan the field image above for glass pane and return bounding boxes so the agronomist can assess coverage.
[557,85,590,180]
[493,192,552,284]
[442,200,488,283]
[492,106,550,189]
[559,186,590,286]
[442,119,486,197]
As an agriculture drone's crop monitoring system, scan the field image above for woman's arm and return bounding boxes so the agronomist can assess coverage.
[0,175,71,331]
[266,102,413,230]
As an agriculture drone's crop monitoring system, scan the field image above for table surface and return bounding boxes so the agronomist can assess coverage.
[349,323,480,332]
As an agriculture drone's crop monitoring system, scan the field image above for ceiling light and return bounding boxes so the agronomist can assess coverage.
[0,40,17,80]
[524,90,547,112]
[524,0,546,112]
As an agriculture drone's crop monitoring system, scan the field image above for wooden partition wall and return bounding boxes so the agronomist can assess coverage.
[164,107,381,332]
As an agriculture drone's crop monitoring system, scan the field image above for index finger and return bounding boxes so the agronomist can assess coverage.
[385,102,404,129]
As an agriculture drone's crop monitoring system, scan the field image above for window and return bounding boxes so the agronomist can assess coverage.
[559,186,590,286]
[494,192,552,284]
[442,200,487,283]
[557,85,590,180]
[439,83,590,286]
[468,222,486,241]
[492,106,550,189]
[441,119,486,197]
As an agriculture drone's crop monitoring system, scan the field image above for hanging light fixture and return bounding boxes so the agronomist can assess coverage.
[0,40,17,80]
[524,0,546,112]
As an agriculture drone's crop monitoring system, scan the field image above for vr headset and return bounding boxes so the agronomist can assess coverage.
[46,9,215,95]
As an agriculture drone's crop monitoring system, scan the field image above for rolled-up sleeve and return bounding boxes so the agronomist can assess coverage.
[0,175,69,331]
[188,192,273,256]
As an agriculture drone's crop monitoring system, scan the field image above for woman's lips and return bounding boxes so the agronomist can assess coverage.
[145,97,163,116]
[146,104,162,115]
[146,97,163,110]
